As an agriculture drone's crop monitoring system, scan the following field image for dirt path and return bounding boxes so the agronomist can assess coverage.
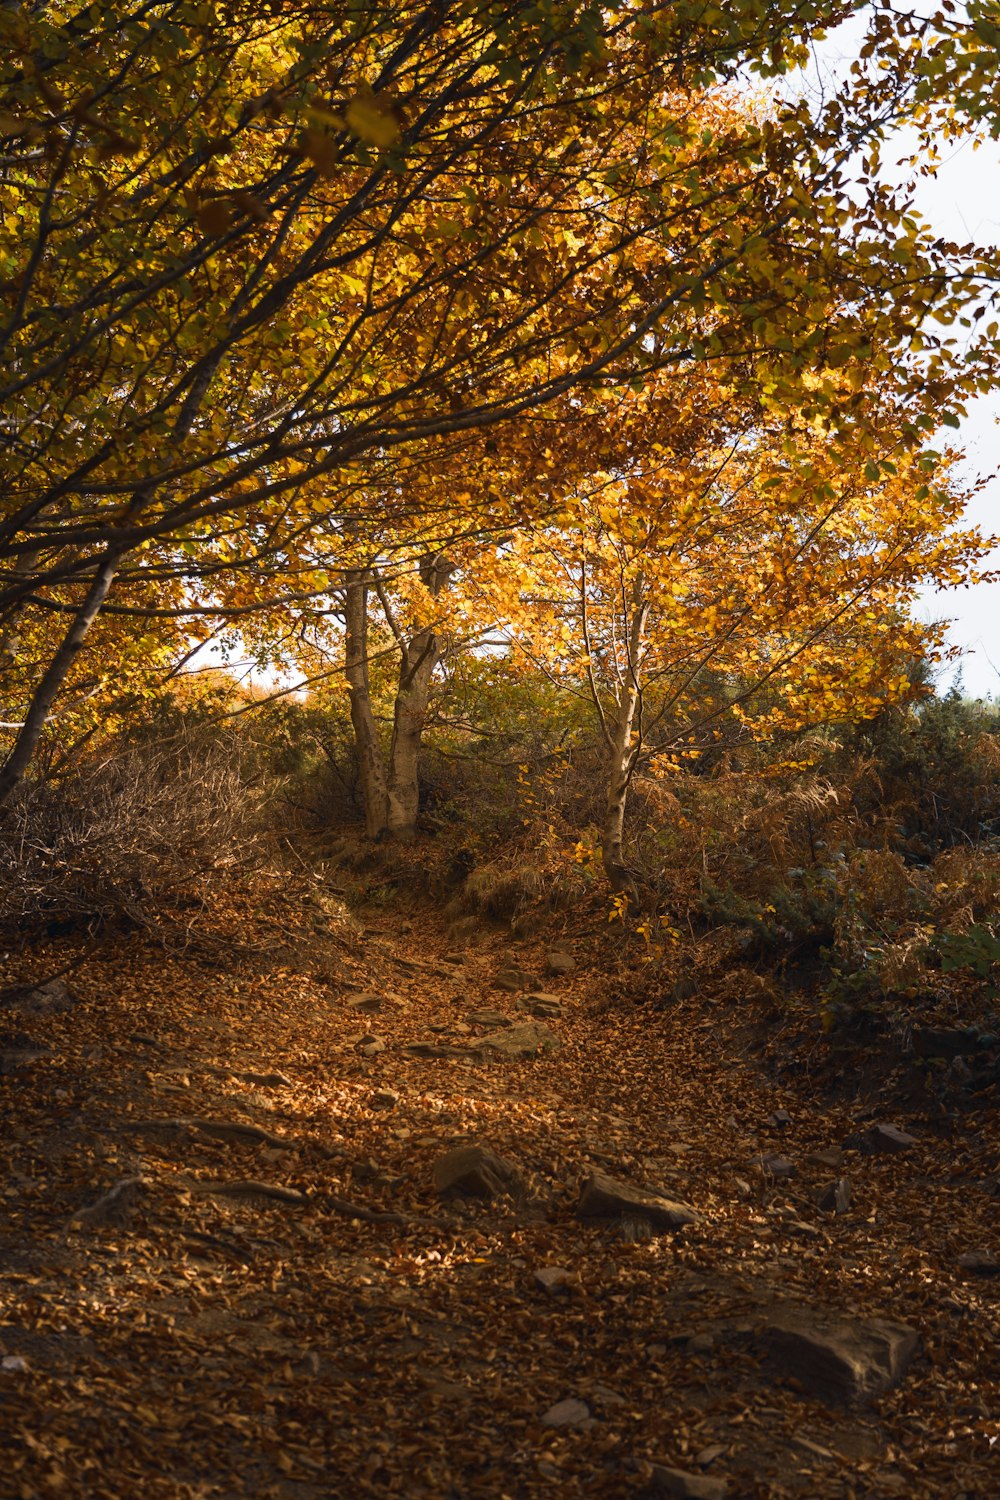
[0,880,996,1498]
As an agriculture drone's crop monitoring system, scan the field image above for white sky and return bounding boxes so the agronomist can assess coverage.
[795,16,1000,698]
[906,150,1000,698]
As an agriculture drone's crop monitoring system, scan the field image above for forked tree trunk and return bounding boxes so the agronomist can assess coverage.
[342,557,448,841]
[343,568,389,837]
[385,625,442,841]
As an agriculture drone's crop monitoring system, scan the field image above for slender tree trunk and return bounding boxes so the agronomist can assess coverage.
[385,626,442,841]
[0,547,121,806]
[343,568,389,837]
[602,706,640,896]
[600,585,649,898]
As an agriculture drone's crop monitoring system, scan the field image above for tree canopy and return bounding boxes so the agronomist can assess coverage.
[1,0,998,800]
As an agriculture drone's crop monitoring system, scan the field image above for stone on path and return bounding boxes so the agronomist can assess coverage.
[68,1175,146,1232]
[545,949,575,976]
[473,1021,560,1058]
[466,1007,512,1029]
[240,1069,292,1088]
[534,1266,574,1295]
[0,978,75,1016]
[432,1144,523,1200]
[806,1147,844,1170]
[446,916,484,944]
[0,1045,50,1075]
[761,1305,919,1405]
[957,1249,999,1275]
[576,1170,698,1231]
[494,965,538,993]
[355,1034,385,1057]
[865,1122,919,1154]
[912,1025,987,1058]
[757,1154,797,1180]
[345,991,383,1014]
[516,993,565,1018]
[648,1464,729,1499]
[816,1178,851,1214]
[540,1397,590,1428]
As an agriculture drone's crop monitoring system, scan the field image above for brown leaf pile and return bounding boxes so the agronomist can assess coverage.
[0,874,996,1498]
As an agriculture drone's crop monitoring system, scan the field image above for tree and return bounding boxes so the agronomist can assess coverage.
[480,365,987,894]
[1,2,995,797]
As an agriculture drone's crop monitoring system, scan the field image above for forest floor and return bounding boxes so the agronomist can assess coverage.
[0,866,997,1500]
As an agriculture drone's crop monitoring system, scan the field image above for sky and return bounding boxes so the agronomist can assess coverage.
[797,19,1000,698]
[906,153,1000,698]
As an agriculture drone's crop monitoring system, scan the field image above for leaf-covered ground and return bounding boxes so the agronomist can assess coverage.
[1,873,997,1499]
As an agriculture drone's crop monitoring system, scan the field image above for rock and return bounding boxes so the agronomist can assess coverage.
[648,1463,729,1499]
[0,1046,50,1075]
[805,1147,845,1170]
[404,1042,470,1059]
[767,1109,792,1128]
[541,1397,590,1428]
[494,966,538,993]
[516,992,565,1018]
[956,1250,1000,1275]
[446,916,483,944]
[472,1021,559,1059]
[758,1153,797,1179]
[534,1266,574,1295]
[816,1178,851,1214]
[442,952,466,966]
[0,977,75,1016]
[545,949,575,975]
[355,1035,385,1057]
[431,1144,523,1200]
[370,1089,399,1110]
[345,991,383,1014]
[68,1175,146,1231]
[912,1025,986,1059]
[865,1122,919,1154]
[576,1171,698,1231]
[466,1007,512,1029]
[590,1383,627,1408]
[761,1305,919,1405]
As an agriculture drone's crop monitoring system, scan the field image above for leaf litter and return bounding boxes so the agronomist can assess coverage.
[0,872,996,1498]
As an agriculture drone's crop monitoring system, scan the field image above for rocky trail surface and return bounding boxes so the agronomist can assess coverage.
[0,875,997,1499]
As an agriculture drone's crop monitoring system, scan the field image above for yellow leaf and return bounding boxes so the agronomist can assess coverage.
[345,92,401,148]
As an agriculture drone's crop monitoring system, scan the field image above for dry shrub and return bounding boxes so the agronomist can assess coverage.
[460,822,589,931]
[0,725,266,934]
[928,846,1000,927]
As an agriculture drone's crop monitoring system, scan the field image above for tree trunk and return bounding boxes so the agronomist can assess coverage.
[0,548,121,806]
[600,588,649,900]
[343,568,389,838]
[385,626,442,841]
[602,720,639,897]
